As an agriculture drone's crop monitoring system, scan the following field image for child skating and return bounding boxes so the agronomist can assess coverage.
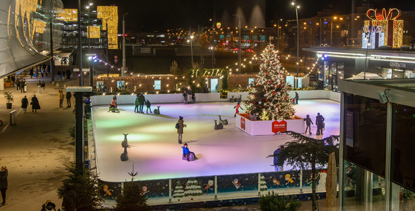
[234,101,243,117]
[145,99,152,114]
[304,114,313,135]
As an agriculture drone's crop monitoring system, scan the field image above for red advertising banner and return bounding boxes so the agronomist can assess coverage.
[272,120,287,133]
[241,117,245,130]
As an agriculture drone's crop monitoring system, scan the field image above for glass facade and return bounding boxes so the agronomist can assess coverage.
[341,92,415,210]
[0,0,64,77]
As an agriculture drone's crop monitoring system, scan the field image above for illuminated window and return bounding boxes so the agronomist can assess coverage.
[154,80,161,90]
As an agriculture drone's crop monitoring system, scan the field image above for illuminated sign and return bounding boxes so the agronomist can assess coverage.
[216,22,221,29]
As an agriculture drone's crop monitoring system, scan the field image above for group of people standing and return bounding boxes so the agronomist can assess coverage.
[15,79,27,93]
[134,93,152,113]
[58,90,72,108]
[183,90,195,104]
[29,65,48,79]
[37,81,46,94]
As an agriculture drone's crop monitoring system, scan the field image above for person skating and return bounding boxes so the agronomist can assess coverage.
[58,90,64,108]
[295,92,299,105]
[113,95,117,108]
[145,99,152,114]
[304,114,313,135]
[273,146,284,171]
[66,91,72,108]
[31,95,41,112]
[21,96,28,113]
[0,166,8,205]
[138,93,145,113]
[35,67,39,78]
[183,90,187,104]
[177,116,186,144]
[134,94,139,113]
[316,113,325,135]
[182,143,190,161]
[234,101,243,117]
[192,92,196,104]
[40,67,44,78]
[181,143,197,162]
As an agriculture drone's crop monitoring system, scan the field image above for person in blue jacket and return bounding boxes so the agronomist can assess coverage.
[273,145,284,171]
[182,143,190,161]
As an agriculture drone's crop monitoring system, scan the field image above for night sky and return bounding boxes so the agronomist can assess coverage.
[61,0,414,33]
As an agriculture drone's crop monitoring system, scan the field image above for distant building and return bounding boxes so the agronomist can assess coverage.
[60,6,118,50]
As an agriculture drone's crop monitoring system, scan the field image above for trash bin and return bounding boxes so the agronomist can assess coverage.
[10,110,16,125]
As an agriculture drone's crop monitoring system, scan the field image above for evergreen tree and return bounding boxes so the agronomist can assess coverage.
[184,178,203,197]
[115,181,148,211]
[115,166,148,211]
[269,131,339,211]
[244,44,295,120]
[259,173,268,192]
[57,163,102,211]
[173,180,184,198]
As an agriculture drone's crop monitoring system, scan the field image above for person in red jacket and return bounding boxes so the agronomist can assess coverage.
[234,101,243,117]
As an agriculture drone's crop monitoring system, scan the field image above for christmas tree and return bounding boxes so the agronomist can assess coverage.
[245,44,295,120]
[259,173,268,192]
[184,178,203,197]
[173,180,184,198]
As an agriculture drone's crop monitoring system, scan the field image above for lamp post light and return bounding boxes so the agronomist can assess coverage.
[78,0,83,86]
[122,13,128,77]
[292,2,300,87]
[233,14,241,73]
[274,19,283,50]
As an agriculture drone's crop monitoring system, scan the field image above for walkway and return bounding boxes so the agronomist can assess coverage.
[0,76,77,210]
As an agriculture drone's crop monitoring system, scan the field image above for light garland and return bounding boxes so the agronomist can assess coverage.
[223,53,322,79]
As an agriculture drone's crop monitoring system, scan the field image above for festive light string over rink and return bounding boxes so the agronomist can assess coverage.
[91,101,340,182]
[224,51,322,79]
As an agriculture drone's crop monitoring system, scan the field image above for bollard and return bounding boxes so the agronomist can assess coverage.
[10,110,16,125]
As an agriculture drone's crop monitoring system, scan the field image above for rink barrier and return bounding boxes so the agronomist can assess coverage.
[99,169,332,208]
[91,90,340,106]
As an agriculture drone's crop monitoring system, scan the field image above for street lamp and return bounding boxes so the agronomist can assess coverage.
[104,17,112,77]
[190,33,194,66]
[292,2,300,87]
[274,19,283,50]
[233,14,241,73]
[78,0,83,86]
[122,13,128,77]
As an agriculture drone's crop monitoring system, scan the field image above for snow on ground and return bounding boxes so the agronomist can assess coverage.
[92,100,340,182]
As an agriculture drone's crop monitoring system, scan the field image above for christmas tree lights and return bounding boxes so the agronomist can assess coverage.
[244,44,295,120]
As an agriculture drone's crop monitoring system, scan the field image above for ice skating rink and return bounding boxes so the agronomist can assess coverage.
[92,100,340,182]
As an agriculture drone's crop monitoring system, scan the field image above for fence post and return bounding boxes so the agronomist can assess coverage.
[121,182,124,195]
[300,170,303,193]
[169,179,172,203]
[214,176,218,200]
[258,173,261,196]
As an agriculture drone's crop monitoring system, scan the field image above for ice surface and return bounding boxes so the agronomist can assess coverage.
[92,100,340,182]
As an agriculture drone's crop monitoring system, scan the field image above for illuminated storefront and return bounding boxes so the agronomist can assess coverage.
[304,47,415,91]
